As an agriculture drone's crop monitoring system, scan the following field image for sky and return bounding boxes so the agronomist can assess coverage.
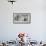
[0,0,46,42]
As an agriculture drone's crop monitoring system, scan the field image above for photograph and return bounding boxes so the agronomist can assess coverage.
[13,13,31,24]
[0,0,46,46]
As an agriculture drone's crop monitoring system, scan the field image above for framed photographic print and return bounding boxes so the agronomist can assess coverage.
[13,13,31,24]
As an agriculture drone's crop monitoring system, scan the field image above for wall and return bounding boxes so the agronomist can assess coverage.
[0,0,46,41]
